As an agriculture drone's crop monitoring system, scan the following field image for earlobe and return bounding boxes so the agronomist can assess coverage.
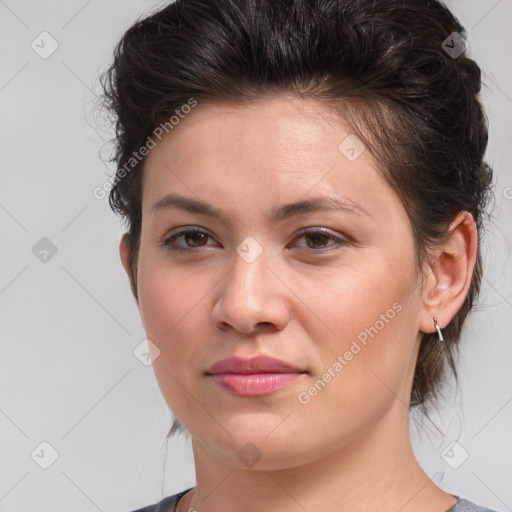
[119,234,139,301]
[419,211,478,333]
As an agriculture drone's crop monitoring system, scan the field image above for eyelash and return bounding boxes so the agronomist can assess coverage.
[158,227,349,255]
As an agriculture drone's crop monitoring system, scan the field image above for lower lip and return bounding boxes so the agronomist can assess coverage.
[210,372,303,396]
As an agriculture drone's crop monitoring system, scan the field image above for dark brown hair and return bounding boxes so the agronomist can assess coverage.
[100,0,493,412]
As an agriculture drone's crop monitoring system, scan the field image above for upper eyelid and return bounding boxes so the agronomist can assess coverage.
[165,225,342,238]
[163,226,347,247]
[164,226,214,241]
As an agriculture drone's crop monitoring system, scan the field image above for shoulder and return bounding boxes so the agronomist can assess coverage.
[128,488,194,512]
[128,492,498,512]
[448,498,499,512]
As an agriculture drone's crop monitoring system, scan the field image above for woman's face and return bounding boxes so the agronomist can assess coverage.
[129,95,427,469]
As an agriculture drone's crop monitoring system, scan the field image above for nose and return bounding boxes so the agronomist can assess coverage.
[212,246,291,335]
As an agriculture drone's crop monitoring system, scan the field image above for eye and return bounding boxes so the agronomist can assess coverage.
[159,227,218,252]
[159,227,349,254]
[289,228,349,253]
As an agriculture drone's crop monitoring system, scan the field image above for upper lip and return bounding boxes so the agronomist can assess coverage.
[206,355,304,375]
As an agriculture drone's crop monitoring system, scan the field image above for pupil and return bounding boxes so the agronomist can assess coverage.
[187,232,206,246]
[307,233,328,248]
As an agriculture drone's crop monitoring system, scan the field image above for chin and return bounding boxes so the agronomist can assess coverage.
[191,413,320,469]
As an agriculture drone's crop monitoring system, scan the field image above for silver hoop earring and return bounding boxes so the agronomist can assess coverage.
[434,317,444,342]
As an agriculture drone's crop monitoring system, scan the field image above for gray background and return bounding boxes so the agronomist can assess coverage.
[0,1,511,511]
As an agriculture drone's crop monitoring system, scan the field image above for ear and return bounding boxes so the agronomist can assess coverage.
[418,211,478,333]
[119,233,139,302]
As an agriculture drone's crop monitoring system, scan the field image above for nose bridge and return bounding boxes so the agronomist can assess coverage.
[213,237,289,333]
[227,239,271,310]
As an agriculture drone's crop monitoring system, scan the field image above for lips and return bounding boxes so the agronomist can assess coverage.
[207,355,304,375]
[206,355,306,396]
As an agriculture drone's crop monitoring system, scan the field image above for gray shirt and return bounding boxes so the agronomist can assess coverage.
[129,488,499,512]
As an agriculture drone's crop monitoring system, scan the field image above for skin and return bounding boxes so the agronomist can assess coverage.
[120,94,478,512]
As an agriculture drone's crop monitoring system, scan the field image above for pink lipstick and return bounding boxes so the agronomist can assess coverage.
[206,355,306,396]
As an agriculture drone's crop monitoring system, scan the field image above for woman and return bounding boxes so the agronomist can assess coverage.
[100,0,496,510]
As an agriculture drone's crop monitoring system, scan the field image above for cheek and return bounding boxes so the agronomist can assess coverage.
[137,260,214,420]
[297,252,420,403]
[299,251,414,349]
[139,264,205,343]
[292,297,417,448]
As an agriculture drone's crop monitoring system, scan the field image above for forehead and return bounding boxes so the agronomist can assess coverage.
[146,95,347,165]
[140,95,395,223]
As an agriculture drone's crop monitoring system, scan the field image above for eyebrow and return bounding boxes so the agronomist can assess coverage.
[151,193,373,223]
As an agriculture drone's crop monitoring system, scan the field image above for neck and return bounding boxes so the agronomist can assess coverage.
[179,404,457,512]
